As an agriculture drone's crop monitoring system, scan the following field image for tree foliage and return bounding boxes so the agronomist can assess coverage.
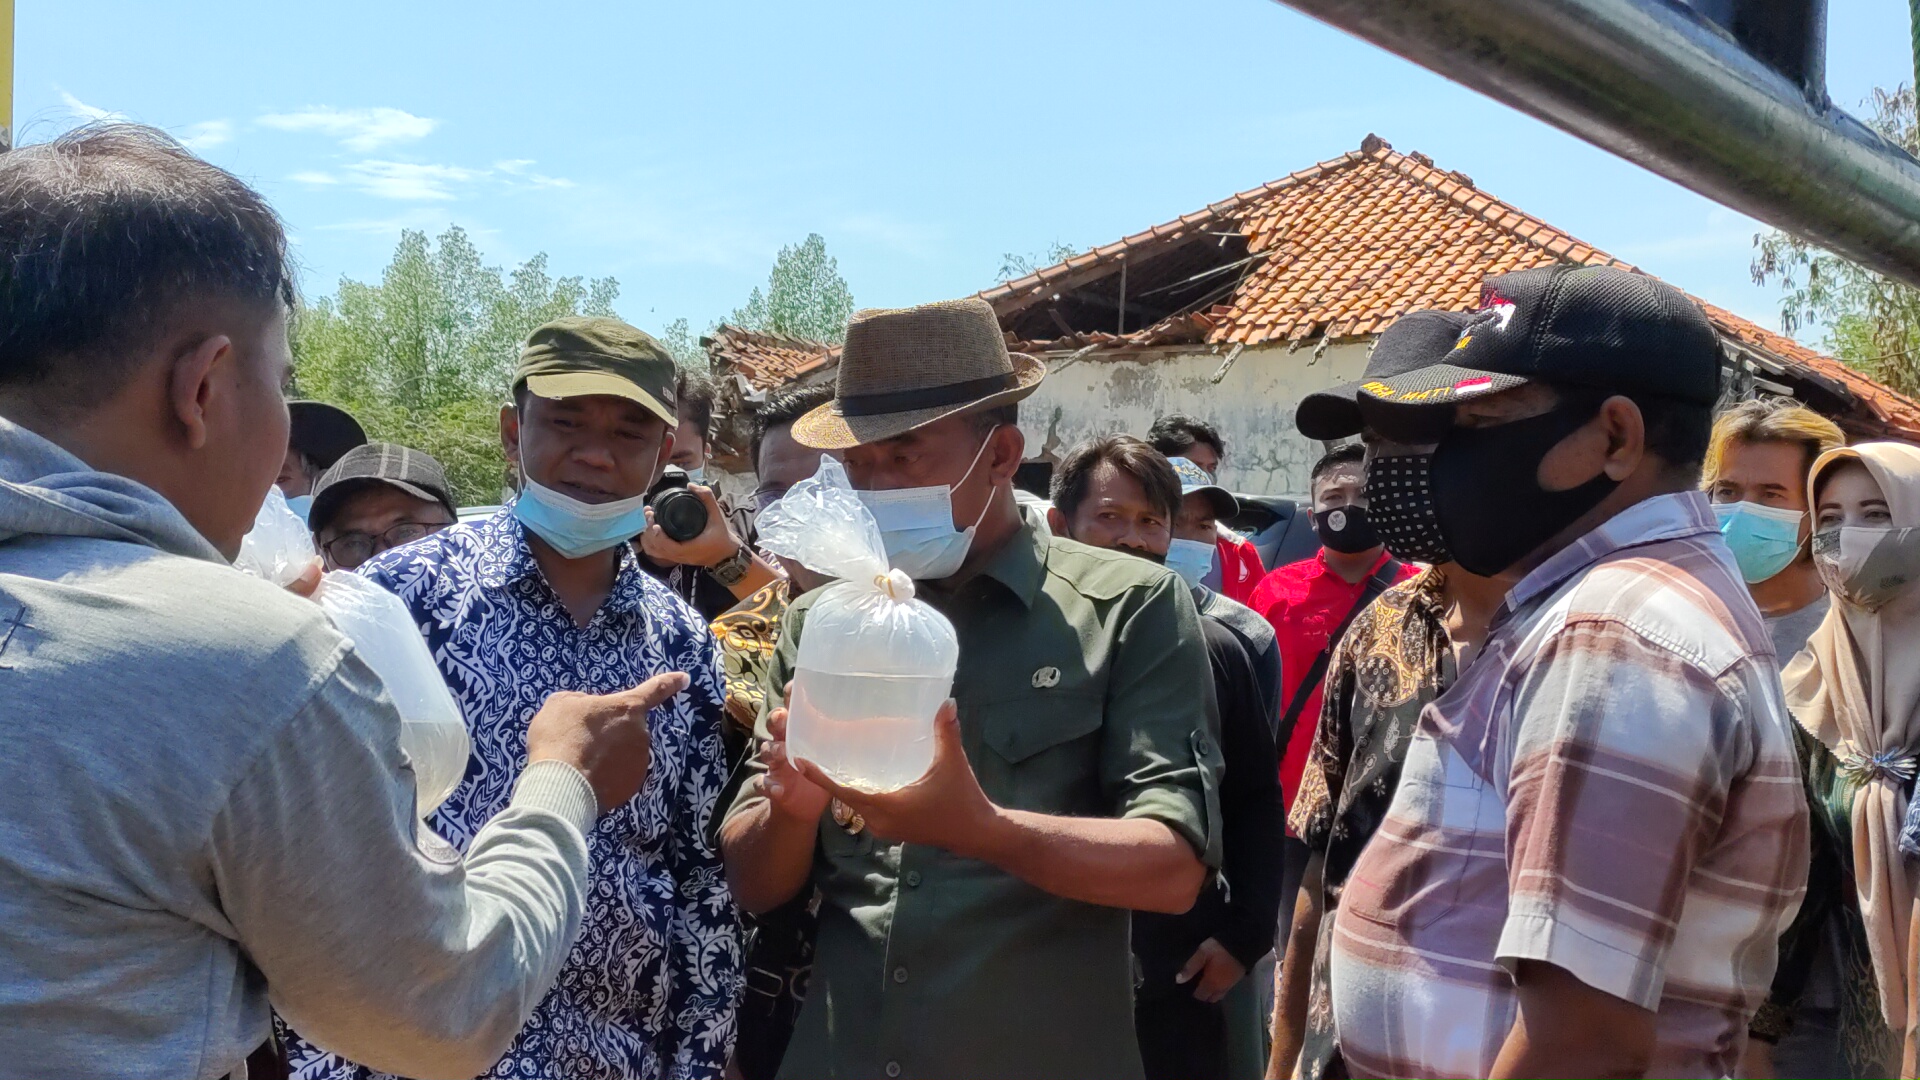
[997,241,1078,282]
[291,226,620,505]
[1754,86,1920,397]
[727,233,855,343]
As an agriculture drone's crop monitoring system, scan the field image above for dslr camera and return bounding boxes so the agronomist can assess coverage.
[648,466,711,543]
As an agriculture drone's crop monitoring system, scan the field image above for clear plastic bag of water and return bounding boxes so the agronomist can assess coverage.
[315,571,472,817]
[234,487,316,587]
[757,458,959,793]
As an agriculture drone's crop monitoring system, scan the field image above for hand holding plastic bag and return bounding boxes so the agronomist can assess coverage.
[756,459,959,793]
[315,572,472,817]
[233,487,316,587]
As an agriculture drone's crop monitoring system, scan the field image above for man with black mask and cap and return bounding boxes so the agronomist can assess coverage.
[1325,266,1808,1080]
[1268,309,1508,1080]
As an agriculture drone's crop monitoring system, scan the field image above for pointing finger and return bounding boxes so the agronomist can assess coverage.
[610,671,690,714]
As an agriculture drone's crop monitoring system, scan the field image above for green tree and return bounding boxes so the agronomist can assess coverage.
[728,233,855,343]
[997,241,1078,282]
[658,316,707,371]
[1754,86,1920,398]
[292,225,621,505]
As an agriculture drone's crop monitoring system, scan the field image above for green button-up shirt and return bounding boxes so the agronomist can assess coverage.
[725,516,1223,1080]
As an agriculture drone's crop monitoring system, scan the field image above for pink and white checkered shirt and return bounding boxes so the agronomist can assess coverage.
[1329,491,1809,1079]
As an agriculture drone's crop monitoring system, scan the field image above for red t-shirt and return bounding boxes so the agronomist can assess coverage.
[1215,529,1265,607]
[1249,550,1420,827]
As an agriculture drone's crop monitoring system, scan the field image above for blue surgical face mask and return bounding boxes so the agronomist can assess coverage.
[513,476,650,559]
[284,494,315,524]
[1713,500,1805,584]
[856,429,996,580]
[1164,537,1217,588]
[683,465,706,484]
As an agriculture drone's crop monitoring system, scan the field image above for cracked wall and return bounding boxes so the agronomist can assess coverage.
[1016,341,1373,497]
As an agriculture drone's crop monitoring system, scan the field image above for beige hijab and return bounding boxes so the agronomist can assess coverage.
[1784,440,1920,1035]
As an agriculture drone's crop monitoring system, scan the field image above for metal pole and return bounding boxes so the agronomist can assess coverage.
[1272,0,1920,291]
[1,0,13,152]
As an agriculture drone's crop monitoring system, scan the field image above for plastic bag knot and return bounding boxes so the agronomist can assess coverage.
[876,568,916,603]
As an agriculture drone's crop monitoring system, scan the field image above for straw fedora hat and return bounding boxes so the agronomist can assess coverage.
[791,298,1046,450]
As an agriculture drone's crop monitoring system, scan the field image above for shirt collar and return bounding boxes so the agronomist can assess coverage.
[1503,490,1718,615]
[972,513,1050,608]
[475,500,652,617]
[1312,547,1394,583]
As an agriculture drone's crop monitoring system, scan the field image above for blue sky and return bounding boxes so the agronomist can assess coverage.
[16,0,1916,344]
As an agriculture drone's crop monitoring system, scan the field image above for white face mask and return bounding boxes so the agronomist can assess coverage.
[1813,525,1920,612]
[856,428,997,580]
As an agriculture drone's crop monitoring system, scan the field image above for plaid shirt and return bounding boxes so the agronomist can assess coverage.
[1329,492,1808,1079]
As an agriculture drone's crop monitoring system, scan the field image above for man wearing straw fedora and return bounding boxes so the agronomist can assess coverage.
[720,298,1223,1080]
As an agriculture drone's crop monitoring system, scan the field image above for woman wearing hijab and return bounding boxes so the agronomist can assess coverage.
[1783,440,1920,1078]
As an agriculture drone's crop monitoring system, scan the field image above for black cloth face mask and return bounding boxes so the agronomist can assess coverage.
[1365,453,1452,565]
[1312,505,1382,555]
[1429,400,1620,577]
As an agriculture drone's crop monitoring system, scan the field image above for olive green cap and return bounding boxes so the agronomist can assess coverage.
[512,316,678,425]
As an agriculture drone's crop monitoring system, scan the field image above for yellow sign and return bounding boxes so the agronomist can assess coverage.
[0,0,12,152]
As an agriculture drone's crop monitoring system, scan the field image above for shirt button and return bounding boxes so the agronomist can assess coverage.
[892,966,909,984]
[885,1063,902,1078]
[905,870,923,887]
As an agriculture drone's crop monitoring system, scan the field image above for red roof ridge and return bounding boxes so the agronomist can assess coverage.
[976,143,1376,306]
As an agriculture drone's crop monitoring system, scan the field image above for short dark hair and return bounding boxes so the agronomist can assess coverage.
[675,367,715,440]
[1309,443,1366,494]
[752,382,834,470]
[1147,414,1225,461]
[1552,382,1713,475]
[1050,435,1181,521]
[965,402,1019,436]
[0,123,294,412]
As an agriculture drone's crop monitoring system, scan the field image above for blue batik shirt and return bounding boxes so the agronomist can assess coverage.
[283,507,741,1080]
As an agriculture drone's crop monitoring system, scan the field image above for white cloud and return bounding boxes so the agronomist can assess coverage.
[494,158,575,189]
[178,119,234,151]
[58,89,125,122]
[289,170,340,186]
[257,106,436,151]
[342,160,482,201]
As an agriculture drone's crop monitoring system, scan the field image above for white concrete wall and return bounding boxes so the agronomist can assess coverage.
[1016,341,1373,497]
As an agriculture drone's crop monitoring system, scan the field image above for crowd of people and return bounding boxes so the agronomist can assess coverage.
[5,121,1920,1080]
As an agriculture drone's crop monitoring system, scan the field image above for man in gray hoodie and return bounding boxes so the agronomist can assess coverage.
[0,124,686,1079]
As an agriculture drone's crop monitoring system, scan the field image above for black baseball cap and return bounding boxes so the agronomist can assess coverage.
[1294,309,1476,440]
[287,401,369,470]
[309,442,456,534]
[1354,265,1722,412]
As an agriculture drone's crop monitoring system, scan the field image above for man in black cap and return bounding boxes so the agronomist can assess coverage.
[307,442,458,571]
[1268,309,1508,1080]
[277,400,367,519]
[1325,266,1807,1080]
[721,298,1220,1080]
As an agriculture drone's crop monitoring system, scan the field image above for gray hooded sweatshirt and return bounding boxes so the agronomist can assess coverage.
[0,418,602,1079]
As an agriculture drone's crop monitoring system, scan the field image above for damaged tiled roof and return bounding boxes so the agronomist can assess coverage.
[701,325,837,393]
[982,133,1920,440]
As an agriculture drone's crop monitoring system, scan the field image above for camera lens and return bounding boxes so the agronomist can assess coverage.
[652,488,709,543]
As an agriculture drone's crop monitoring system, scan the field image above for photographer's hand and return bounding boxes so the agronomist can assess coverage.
[640,485,741,569]
[639,486,781,600]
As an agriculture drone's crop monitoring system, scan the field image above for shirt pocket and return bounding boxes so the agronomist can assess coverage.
[1339,727,1498,932]
[973,690,1105,815]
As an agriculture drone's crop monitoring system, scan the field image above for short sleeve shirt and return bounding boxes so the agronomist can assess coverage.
[724,518,1223,1080]
[1329,493,1809,1079]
